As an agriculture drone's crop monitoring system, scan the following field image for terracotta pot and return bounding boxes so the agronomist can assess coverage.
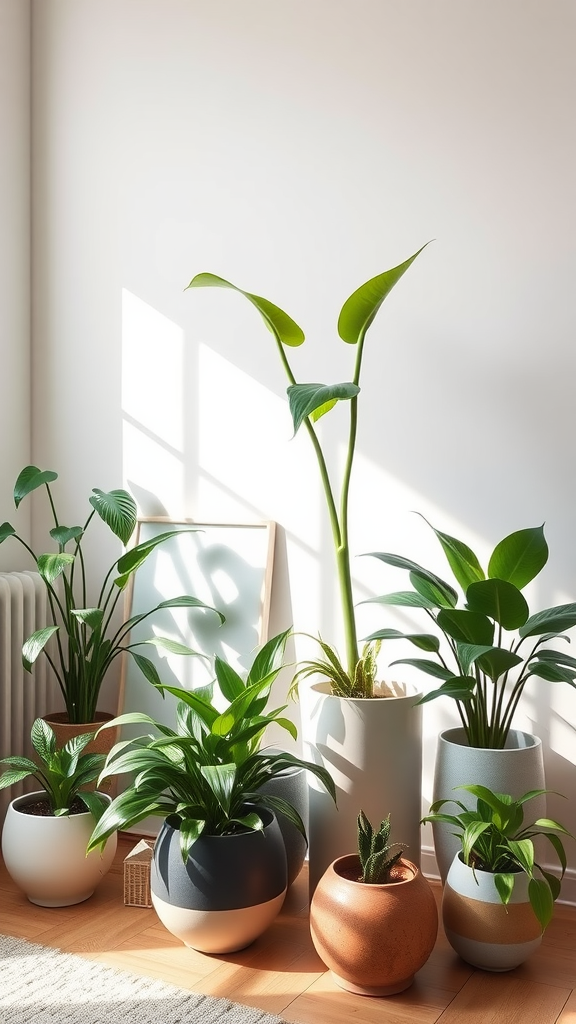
[443,853,542,971]
[43,712,119,793]
[299,680,423,895]
[2,790,117,907]
[432,728,545,881]
[310,855,438,996]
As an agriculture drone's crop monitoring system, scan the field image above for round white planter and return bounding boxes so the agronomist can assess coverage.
[432,728,545,881]
[2,791,117,907]
[299,680,423,894]
[443,853,542,971]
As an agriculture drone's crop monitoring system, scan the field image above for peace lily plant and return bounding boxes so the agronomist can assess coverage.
[187,245,427,697]
[364,520,576,747]
[0,467,223,724]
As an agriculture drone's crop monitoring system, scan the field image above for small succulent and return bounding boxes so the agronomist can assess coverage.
[357,810,404,884]
[0,718,108,820]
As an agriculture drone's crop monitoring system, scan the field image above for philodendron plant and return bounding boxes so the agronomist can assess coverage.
[0,467,224,724]
[364,521,576,747]
[186,245,428,697]
[421,785,573,930]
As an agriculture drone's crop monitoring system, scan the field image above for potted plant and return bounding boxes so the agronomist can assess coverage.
[186,247,428,889]
[365,520,576,876]
[87,630,336,953]
[0,718,117,906]
[421,784,574,971]
[309,810,437,995]
[0,466,224,736]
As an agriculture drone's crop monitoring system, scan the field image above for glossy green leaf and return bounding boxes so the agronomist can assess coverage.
[466,578,529,630]
[0,522,16,544]
[426,519,485,592]
[287,382,360,433]
[362,628,439,652]
[528,877,554,930]
[455,643,493,676]
[143,637,204,657]
[487,526,548,589]
[89,488,137,545]
[31,718,56,762]
[360,590,437,609]
[71,608,103,631]
[130,653,164,688]
[476,647,523,682]
[462,820,491,863]
[494,872,515,906]
[201,763,236,813]
[389,658,454,679]
[22,626,59,669]
[366,551,458,607]
[37,552,74,584]
[437,608,494,645]
[415,677,476,704]
[247,628,291,687]
[186,273,305,347]
[526,660,576,684]
[50,525,83,546]
[409,571,458,609]
[519,604,576,638]
[337,244,428,345]
[535,649,576,670]
[13,466,58,507]
[214,658,245,702]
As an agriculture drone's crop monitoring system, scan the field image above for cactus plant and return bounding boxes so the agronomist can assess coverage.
[357,810,404,884]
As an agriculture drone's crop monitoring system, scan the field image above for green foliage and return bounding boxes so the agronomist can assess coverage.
[364,521,576,746]
[0,466,224,724]
[187,248,428,696]
[87,630,336,862]
[356,810,404,884]
[421,785,574,931]
[0,717,108,820]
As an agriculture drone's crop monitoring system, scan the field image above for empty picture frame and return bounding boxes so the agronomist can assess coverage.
[118,517,276,729]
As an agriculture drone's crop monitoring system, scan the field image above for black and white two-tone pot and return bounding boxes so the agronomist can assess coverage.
[150,807,288,953]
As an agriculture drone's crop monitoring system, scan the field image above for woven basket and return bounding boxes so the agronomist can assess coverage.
[123,839,155,907]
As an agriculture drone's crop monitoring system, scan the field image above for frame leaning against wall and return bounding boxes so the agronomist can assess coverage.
[118,516,276,729]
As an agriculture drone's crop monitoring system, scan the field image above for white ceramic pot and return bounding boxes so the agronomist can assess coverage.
[2,790,117,907]
[432,728,545,881]
[299,681,423,895]
[443,853,542,971]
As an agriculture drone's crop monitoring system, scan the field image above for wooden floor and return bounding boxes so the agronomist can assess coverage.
[1,835,575,1024]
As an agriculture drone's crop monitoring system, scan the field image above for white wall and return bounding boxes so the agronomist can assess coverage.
[29,0,576,879]
[0,0,31,563]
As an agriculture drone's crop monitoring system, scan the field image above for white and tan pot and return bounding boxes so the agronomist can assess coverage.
[443,853,542,971]
[1,790,117,907]
[299,680,423,894]
[432,728,545,881]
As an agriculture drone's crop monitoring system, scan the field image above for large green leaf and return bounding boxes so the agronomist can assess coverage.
[487,526,548,589]
[31,717,56,763]
[37,552,74,584]
[22,626,60,669]
[13,466,58,507]
[494,872,515,906]
[50,525,83,547]
[426,520,485,592]
[115,528,203,583]
[437,608,494,645]
[526,660,576,685]
[410,571,458,609]
[247,628,291,687]
[475,647,523,682]
[366,552,458,607]
[71,607,104,631]
[337,244,428,345]
[214,658,245,702]
[362,628,439,652]
[287,382,360,433]
[186,273,305,347]
[466,578,529,630]
[360,590,437,609]
[0,522,16,544]
[200,763,236,813]
[415,677,476,705]
[89,488,137,545]
[528,877,554,930]
[389,658,454,679]
[519,604,576,638]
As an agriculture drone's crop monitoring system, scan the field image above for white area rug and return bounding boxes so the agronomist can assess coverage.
[0,934,288,1024]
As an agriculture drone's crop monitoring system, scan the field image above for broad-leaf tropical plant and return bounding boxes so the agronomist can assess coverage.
[421,784,574,930]
[0,467,224,723]
[0,717,108,821]
[356,810,404,884]
[87,629,337,862]
[186,246,428,697]
[364,521,576,746]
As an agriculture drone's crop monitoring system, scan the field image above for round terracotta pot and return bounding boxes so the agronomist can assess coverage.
[2,790,117,907]
[310,855,438,996]
[443,853,542,971]
[43,712,119,793]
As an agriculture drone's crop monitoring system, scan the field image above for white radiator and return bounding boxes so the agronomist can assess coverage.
[0,571,60,821]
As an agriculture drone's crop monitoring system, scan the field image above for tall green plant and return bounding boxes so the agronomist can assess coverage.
[186,246,428,696]
[0,467,224,723]
[364,520,576,747]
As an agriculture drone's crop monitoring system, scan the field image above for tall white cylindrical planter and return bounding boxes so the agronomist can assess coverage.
[432,728,545,881]
[299,681,423,895]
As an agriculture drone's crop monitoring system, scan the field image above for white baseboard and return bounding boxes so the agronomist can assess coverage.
[420,844,576,907]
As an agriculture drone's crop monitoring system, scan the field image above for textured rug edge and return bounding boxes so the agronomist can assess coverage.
[0,932,290,1024]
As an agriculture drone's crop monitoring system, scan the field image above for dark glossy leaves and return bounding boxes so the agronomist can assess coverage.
[287,382,360,432]
[186,273,305,347]
[89,488,137,545]
[487,526,548,590]
[426,520,485,592]
[519,604,576,638]
[362,628,439,652]
[475,647,523,682]
[437,608,494,646]
[366,552,457,607]
[466,578,529,630]
[415,677,476,704]
[389,658,454,679]
[0,522,16,544]
[360,590,437,609]
[337,244,428,345]
[50,525,83,547]
[13,466,58,507]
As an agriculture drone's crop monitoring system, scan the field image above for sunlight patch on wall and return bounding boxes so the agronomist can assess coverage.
[121,289,185,511]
